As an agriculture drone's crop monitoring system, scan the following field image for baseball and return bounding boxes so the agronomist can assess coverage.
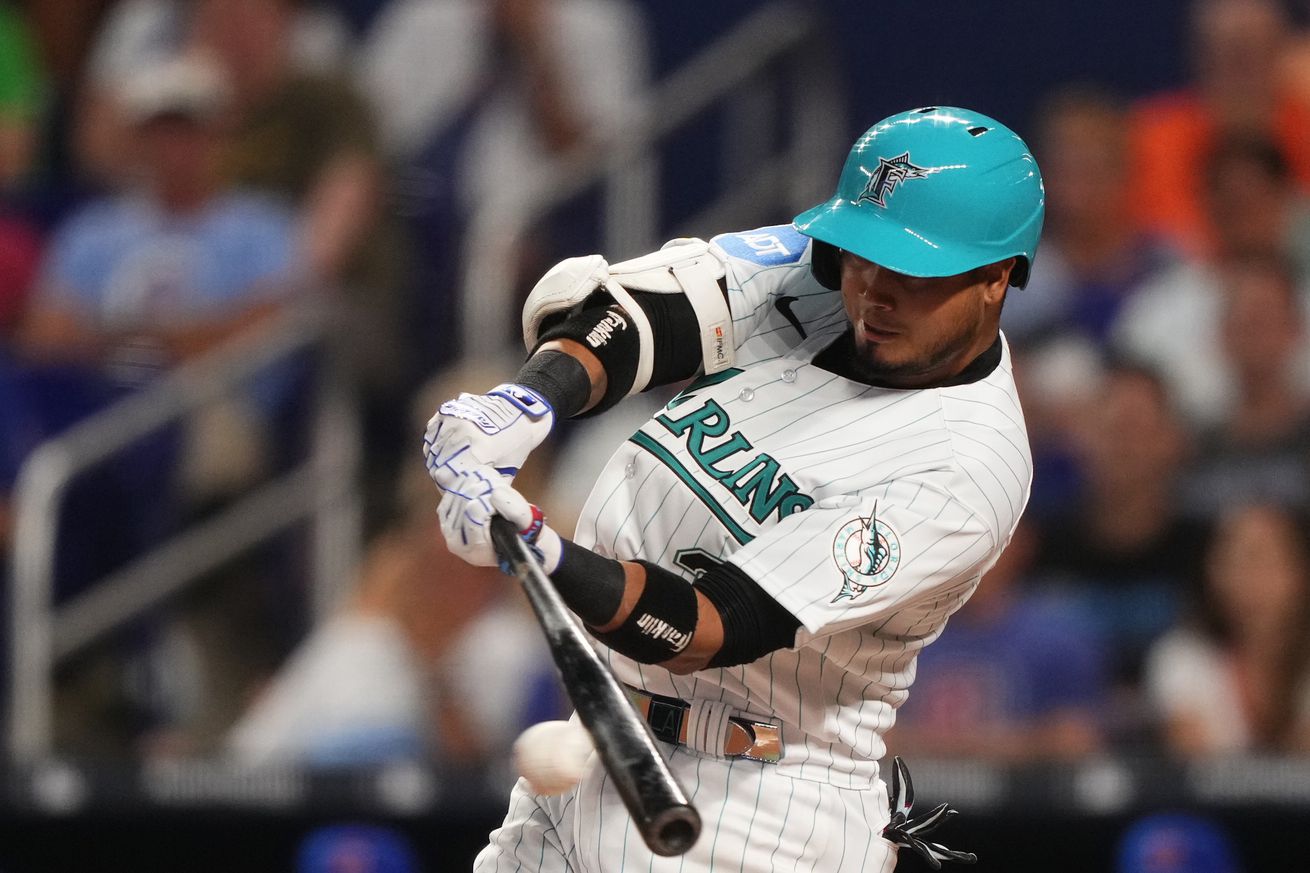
[513,720,595,795]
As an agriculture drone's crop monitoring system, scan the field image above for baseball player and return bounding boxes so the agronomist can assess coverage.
[424,106,1045,871]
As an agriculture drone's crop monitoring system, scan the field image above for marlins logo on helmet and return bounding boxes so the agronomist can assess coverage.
[854,152,928,208]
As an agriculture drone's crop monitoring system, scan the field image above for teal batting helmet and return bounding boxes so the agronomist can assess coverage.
[794,106,1045,289]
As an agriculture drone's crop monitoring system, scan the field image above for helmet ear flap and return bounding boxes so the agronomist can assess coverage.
[810,240,842,290]
[1009,256,1031,289]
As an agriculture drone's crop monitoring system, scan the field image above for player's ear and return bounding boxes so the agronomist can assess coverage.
[979,258,1014,304]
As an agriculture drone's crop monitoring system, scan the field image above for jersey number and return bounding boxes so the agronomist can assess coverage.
[674,548,725,578]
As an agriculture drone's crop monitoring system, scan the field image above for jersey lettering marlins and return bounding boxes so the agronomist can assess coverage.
[572,224,1034,787]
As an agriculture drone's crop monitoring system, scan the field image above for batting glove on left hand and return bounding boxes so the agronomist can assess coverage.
[438,472,563,574]
[423,383,554,491]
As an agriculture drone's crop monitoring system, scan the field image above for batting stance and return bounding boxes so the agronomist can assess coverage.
[425,107,1045,871]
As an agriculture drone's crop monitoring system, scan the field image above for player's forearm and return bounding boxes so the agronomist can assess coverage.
[551,538,722,672]
[514,339,606,417]
[549,539,796,673]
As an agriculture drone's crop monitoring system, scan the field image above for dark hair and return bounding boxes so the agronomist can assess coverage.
[1205,133,1292,185]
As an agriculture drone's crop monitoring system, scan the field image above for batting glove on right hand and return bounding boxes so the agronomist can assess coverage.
[438,471,562,574]
[423,383,554,491]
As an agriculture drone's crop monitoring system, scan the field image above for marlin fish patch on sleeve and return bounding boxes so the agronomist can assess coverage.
[830,503,901,601]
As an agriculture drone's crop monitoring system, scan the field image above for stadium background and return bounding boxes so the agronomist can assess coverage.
[2,0,1309,870]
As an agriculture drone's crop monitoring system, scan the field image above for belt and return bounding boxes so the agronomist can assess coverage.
[626,686,782,764]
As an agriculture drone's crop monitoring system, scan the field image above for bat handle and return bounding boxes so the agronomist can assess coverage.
[490,514,525,561]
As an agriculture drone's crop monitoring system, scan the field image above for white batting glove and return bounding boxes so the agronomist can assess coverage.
[423,383,554,491]
[437,471,563,573]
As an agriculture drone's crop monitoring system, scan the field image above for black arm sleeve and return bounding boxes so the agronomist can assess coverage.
[549,538,628,627]
[694,562,800,667]
[514,349,593,420]
[550,540,799,667]
[636,288,710,388]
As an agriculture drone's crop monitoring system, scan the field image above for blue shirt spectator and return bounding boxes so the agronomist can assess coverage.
[39,192,294,332]
[888,525,1108,761]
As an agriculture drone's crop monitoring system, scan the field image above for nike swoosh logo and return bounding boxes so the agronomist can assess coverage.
[775,295,808,340]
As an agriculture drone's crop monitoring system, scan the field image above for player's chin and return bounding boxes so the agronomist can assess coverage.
[852,345,939,387]
[854,335,908,369]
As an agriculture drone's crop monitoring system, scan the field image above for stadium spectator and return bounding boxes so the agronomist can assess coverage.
[0,2,46,190]
[1127,0,1310,256]
[1028,362,1210,740]
[1003,86,1178,349]
[74,0,351,194]
[18,52,298,386]
[188,0,383,290]
[2,52,307,757]
[224,506,489,765]
[1180,254,1310,518]
[356,0,650,371]
[1144,503,1310,755]
[190,0,414,524]
[1112,135,1310,428]
[0,210,41,337]
[1001,86,1179,514]
[886,523,1108,761]
[225,366,565,767]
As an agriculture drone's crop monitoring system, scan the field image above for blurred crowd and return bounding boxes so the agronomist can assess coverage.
[0,0,1309,813]
[0,0,648,769]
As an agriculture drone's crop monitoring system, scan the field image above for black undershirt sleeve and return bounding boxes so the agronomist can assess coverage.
[635,288,707,388]
[513,349,593,420]
[693,562,801,666]
[550,538,627,627]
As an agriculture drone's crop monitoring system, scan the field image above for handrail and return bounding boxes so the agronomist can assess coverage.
[459,1,844,362]
[7,306,362,760]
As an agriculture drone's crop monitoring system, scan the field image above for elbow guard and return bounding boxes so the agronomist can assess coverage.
[521,239,736,399]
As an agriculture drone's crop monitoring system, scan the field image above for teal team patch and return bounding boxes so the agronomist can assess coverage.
[830,504,900,602]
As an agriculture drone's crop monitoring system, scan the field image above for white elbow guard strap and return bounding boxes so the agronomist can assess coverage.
[522,239,735,396]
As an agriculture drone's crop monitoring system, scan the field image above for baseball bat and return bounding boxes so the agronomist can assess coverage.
[489,515,702,857]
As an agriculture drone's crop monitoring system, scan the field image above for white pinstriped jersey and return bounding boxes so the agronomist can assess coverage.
[573,223,1034,788]
[474,223,1031,872]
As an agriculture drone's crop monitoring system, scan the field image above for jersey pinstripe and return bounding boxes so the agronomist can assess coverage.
[474,223,1032,871]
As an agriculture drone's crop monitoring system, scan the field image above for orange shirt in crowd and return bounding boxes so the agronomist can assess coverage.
[1127,89,1310,257]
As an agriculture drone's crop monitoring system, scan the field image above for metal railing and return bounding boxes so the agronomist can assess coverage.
[7,306,362,760]
[459,1,845,362]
